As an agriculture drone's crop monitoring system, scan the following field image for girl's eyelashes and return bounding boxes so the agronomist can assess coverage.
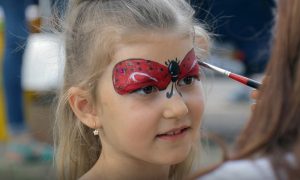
[177,76,199,87]
[130,75,200,95]
[131,85,159,95]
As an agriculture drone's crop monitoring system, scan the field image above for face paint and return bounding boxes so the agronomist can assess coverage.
[165,58,181,98]
[112,48,200,98]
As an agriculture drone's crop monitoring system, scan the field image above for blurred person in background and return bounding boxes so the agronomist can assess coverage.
[0,0,54,163]
[191,0,300,179]
[192,0,275,102]
[1,0,31,159]
[1,0,29,137]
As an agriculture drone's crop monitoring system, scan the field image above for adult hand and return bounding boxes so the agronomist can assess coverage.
[250,90,259,111]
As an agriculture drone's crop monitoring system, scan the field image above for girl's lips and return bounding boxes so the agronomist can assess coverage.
[158,126,190,135]
[156,126,191,141]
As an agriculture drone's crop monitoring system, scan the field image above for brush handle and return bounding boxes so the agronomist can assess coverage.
[228,73,261,89]
[198,61,261,89]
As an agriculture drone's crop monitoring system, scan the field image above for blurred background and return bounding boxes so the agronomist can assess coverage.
[0,0,274,179]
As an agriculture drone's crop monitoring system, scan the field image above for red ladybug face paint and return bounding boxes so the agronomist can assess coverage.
[112,48,199,98]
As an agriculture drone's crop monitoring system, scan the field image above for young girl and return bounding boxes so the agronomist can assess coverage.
[54,0,210,179]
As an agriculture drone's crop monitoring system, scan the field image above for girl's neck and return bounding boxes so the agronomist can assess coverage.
[81,151,170,180]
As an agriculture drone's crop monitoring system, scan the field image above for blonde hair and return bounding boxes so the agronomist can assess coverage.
[54,0,210,179]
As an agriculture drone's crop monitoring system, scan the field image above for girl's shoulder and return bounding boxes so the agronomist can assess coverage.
[199,158,276,180]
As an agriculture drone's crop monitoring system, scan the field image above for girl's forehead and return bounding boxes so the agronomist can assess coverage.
[120,30,192,44]
[112,32,193,64]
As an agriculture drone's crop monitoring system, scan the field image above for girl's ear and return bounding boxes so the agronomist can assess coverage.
[68,87,101,129]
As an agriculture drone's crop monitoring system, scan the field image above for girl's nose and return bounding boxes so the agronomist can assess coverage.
[162,94,189,119]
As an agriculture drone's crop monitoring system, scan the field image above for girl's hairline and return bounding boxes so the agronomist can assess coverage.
[118,28,194,44]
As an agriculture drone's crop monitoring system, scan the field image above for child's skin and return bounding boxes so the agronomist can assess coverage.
[69,32,205,179]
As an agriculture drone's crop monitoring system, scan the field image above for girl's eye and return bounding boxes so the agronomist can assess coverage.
[132,86,158,95]
[178,76,198,86]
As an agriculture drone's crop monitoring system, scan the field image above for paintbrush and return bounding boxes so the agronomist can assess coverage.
[198,61,261,89]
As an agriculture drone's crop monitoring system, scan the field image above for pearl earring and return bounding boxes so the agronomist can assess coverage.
[93,129,99,136]
[93,121,99,136]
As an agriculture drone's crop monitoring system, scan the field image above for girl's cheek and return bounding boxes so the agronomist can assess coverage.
[186,88,205,118]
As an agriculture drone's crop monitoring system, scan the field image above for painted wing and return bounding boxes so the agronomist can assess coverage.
[179,48,200,80]
[113,59,171,95]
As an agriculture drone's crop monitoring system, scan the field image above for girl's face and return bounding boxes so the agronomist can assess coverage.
[96,32,204,166]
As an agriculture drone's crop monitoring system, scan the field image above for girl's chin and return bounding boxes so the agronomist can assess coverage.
[160,150,191,165]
